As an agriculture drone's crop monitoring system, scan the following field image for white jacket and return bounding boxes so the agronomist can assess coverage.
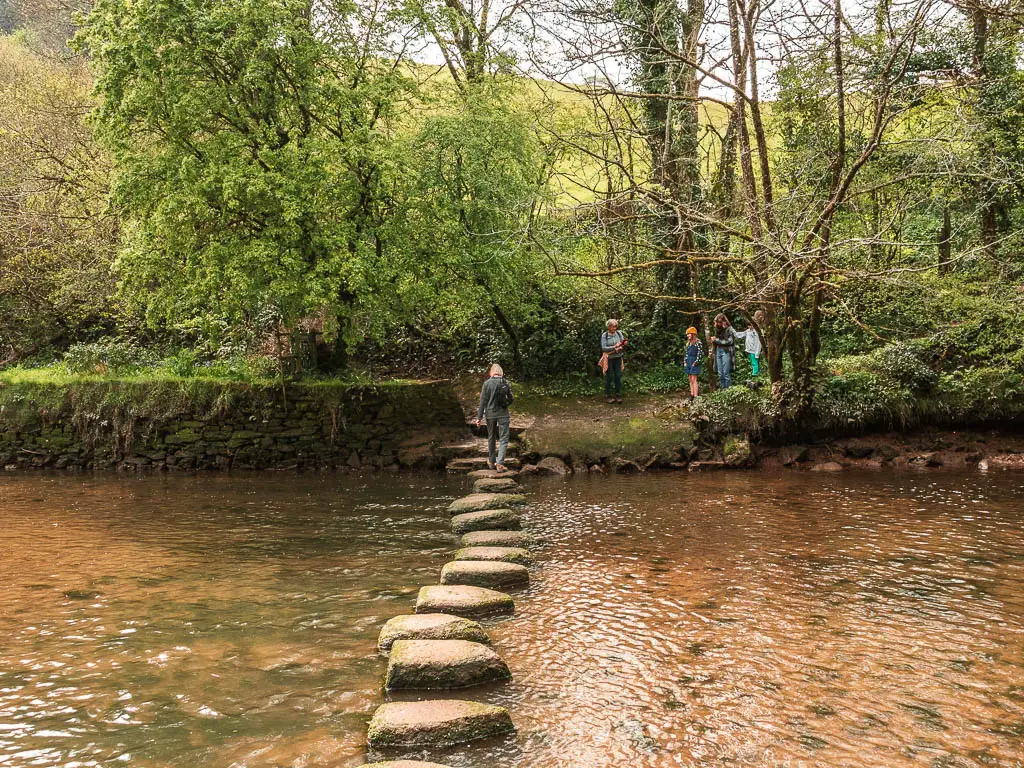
[737,328,763,356]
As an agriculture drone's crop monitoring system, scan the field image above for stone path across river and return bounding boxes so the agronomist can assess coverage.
[364,470,538,762]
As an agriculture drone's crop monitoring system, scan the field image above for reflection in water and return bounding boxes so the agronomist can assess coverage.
[0,474,458,767]
[2,471,1024,767]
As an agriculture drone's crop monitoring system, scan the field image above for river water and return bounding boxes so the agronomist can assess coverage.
[1,470,1022,767]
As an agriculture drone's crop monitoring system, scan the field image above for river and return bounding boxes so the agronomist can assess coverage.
[1,470,1022,767]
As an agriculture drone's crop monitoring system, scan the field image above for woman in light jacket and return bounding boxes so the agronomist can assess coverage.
[600,319,627,403]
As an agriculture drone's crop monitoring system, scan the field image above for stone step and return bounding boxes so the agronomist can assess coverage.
[450,509,521,534]
[385,639,511,690]
[357,761,454,768]
[446,456,521,474]
[446,457,490,472]
[472,477,521,494]
[377,614,490,653]
[454,546,533,566]
[416,585,514,619]
[448,493,527,515]
[460,530,535,548]
[367,700,514,748]
[441,561,530,590]
[467,468,520,480]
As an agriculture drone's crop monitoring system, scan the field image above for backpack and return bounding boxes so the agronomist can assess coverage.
[496,377,514,408]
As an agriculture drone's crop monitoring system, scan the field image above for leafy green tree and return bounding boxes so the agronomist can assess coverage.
[403,80,550,368]
[78,0,411,356]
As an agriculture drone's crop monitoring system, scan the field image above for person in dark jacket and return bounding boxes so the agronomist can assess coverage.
[684,326,703,399]
[474,363,512,472]
[600,318,627,403]
[711,313,737,389]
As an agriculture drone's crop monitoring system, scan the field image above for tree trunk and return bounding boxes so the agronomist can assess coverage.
[938,206,951,273]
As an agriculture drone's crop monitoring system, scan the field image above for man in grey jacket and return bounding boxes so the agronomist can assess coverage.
[474,363,512,472]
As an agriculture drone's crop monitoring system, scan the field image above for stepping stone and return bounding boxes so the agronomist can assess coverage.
[367,700,514,748]
[377,614,490,653]
[448,493,526,515]
[468,468,519,479]
[446,457,492,473]
[385,639,511,690]
[454,546,533,566]
[416,585,514,618]
[472,477,521,494]
[358,762,453,768]
[448,457,521,474]
[441,561,530,590]
[461,530,535,548]
[451,509,521,534]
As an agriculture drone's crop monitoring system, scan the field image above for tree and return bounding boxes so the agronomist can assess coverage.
[531,0,947,415]
[78,0,414,356]
[0,33,117,363]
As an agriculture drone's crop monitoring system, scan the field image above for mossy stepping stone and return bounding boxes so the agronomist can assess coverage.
[454,546,533,566]
[461,530,535,548]
[468,468,519,479]
[357,762,453,768]
[385,639,511,690]
[447,493,526,515]
[416,585,514,618]
[377,614,490,653]
[451,508,521,534]
[472,477,521,494]
[367,700,514,748]
[441,561,530,590]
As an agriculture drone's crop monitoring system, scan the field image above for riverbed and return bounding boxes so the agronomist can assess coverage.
[1,470,1022,767]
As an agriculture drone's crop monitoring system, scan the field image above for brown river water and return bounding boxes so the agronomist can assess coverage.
[1,470,1022,768]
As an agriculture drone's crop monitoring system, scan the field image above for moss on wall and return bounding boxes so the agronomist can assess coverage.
[0,378,468,470]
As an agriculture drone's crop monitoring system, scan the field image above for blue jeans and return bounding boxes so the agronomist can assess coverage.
[487,417,510,466]
[716,348,732,389]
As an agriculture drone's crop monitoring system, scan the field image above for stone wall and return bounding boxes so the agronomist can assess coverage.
[0,378,469,470]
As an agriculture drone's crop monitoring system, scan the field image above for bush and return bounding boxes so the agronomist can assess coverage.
[690,386,779,436]
[813,370,914,430]
[61,338,157,374]
[163,348,200,377]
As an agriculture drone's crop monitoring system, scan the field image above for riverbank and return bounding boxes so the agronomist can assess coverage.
[451,374,1024,474]
[0,376,467,470]
[2,363,1023,473]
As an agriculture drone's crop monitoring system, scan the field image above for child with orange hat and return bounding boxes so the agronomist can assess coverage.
[684,326,703,400]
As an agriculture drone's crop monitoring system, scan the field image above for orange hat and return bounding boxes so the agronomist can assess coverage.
[685,326,698,335]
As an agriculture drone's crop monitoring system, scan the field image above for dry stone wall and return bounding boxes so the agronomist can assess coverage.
[0,379,467,471]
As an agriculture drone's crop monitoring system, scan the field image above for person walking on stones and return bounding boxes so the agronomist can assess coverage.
[736,310,765,379]
[600,318,627,404]
[684,327,703,400]
[474,363,514,473]
[711,313,737,389]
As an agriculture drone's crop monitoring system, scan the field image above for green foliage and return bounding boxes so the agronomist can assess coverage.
[61,338,157,374]
[78,0,410,346]
[832,342,939,394]
[690,387,779,437]
[0,34,118,361]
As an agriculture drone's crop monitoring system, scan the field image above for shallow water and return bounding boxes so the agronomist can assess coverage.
[2,471,1023,767]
